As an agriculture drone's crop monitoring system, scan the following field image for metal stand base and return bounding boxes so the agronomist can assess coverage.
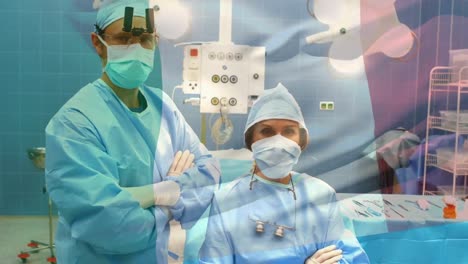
[17,197,56,263]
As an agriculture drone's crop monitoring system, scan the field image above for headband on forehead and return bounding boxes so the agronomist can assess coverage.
[95,0,149,31]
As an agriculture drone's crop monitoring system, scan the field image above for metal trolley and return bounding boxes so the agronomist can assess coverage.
[17,148,56,264]
[422,66,468,198]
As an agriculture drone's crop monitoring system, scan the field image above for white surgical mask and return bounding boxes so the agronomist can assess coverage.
[98,35,154,89]
[252,134,301,179]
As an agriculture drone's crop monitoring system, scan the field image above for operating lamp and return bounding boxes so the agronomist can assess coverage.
[151,0,190,40]
[305,0,415,74]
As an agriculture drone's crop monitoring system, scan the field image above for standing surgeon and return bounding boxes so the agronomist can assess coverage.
[45,0,220,263]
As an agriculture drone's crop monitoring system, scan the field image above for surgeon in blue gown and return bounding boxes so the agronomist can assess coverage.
[45,0,220,263]
[199,84,368,264]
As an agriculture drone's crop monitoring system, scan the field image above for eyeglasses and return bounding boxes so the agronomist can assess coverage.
[101,32,159,49]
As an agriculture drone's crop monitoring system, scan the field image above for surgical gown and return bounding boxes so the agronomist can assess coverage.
[199,173,369,264]
[46,79,220,264]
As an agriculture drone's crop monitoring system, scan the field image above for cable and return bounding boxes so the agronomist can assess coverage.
[288,174,297,201]
[211,115,233,145]
[249,165,257,190]
[210,105,233,146]
[171,85,183,102]
[208,113,218,149]
[208,113,216,130]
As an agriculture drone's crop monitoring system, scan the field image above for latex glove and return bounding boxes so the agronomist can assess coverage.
[123,181,181,208]
[167,150,195,176]
[305,245,343,264]
[124,185,154,209]
[153,181,180,206]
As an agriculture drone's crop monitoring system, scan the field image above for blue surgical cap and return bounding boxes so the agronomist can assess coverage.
[96,0,149,31]
[244,83,308,135]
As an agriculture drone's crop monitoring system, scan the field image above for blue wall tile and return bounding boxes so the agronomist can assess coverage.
[1,113,21,134]
[41,52,62,73]
[39,74,61,94]
[0,11,19,32]
[21,0,63,12]
[61,32,86,53]
[19,52,42,73]
[0,31,19,52]
[79,53,101,74]
[41,12,63,33]
[0,52,20,74]
[19,12,42,33]
[41,33,62,53]
[3,1,21,10]
[20,32,42,52]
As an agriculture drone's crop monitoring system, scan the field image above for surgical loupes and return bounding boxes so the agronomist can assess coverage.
[122,6,155,36]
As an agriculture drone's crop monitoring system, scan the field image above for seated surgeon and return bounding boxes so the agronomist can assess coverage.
[199,83,369,264]
[45,0,220,263]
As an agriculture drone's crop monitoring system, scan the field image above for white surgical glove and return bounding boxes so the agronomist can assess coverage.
[152,181,180,206]
[123,150,195,208]
[167,150,195,176]
[123,185,154,209]
[306,245,343,264]
[123,181,181,208]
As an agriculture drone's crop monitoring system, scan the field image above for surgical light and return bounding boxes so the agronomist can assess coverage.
[329,56,365,76]
[306,0,415,74]
[313,0,347,25]
[151,0,190,40]
[371,24,414,58]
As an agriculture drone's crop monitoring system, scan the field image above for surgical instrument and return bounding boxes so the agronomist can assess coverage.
[353,200,382,217]
[427,200,442,208]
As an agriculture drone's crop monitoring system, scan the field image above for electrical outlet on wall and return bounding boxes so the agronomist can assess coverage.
[319,101,334,111]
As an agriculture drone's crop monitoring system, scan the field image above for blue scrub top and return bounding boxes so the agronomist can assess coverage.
[199,173,369,264]
[46,79,220,264]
